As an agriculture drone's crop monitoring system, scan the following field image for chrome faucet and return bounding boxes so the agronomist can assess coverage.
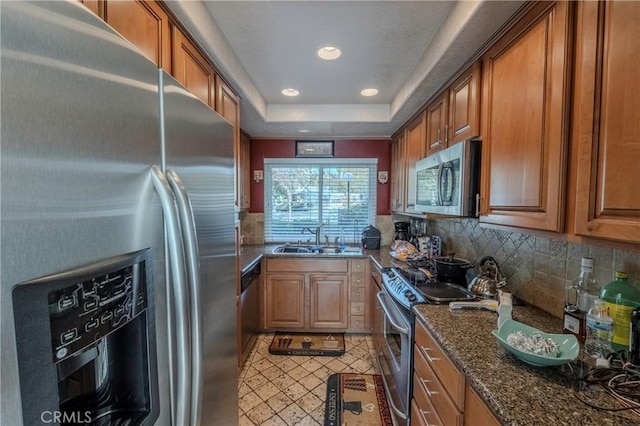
[301,224,324,245]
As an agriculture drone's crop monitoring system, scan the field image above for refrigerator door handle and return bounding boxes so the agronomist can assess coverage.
[149,165,191,426]
[167,169,203,426]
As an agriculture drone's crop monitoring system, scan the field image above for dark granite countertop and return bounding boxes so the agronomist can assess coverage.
[412,304,639,425]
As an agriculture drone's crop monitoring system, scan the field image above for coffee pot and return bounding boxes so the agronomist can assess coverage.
[394,221,410,241]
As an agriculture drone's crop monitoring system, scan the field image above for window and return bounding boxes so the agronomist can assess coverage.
[264,158,377,243]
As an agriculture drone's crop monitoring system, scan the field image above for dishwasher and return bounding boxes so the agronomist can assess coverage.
[240,259,261,365]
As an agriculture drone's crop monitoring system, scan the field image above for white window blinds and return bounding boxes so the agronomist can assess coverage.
[264,159,377,244]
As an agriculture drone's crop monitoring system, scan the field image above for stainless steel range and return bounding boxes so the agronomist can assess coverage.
[374,267,475,425]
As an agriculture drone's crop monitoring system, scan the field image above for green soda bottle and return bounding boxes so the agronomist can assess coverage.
[600,272,640,351]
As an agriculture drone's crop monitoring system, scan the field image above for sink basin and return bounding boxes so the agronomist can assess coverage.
[272,245,313,253]
[272,244,361,255]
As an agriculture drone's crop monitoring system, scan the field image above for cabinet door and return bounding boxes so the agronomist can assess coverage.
[448,61,481,145]
[172,26,216,108]
[480,1,572,231]
[105,0,170,70]
[216,76,241,209]
[390,131,407,212]
[573,1,640,244]
[464,383,500,426]
[404,112,427,212]
[265,274,305,329]
[425,92,448,156]
[79,0,104,18]
[239,132,251,210]
[310,274,348,329]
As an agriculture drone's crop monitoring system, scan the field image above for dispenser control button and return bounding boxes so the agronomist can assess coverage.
[58,294,76,311]
[100,311,113,324]
[85,318,99,332]
[60,328,77,345]
[83,299,98,312]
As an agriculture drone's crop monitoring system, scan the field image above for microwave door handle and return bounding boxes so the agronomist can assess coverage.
[440,162,454,206]
[436,162,445,206]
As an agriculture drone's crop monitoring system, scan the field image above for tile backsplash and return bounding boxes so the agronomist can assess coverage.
[425,217,640,318]
[240,212,639,319]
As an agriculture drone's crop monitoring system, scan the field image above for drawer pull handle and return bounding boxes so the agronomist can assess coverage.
[421,346,441,362]
[420,378,438,397]
[419,408,439,426]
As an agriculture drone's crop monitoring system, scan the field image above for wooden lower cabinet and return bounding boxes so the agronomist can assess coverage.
[265,273,305,329]
[265,258,369,331]
[412,319,498,425]
[464,383,500,426]
[310,274,348,328]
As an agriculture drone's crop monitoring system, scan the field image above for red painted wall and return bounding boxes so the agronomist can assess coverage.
[249,138,391,215]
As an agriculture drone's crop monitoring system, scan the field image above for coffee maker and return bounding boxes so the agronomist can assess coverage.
[394,222,410,241]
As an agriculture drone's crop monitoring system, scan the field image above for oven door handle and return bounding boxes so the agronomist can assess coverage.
[376,291,409,335]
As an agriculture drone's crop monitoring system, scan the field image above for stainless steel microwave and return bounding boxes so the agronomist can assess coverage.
[415,139,481,216]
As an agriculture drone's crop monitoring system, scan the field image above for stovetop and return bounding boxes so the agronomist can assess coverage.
[382,267,475,309]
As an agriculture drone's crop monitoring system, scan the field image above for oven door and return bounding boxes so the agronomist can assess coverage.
[375,290,411,425]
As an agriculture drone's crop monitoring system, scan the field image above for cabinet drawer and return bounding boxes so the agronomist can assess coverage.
[415,320,465,410]
[350,259,366,273]
[412,373,444,426]
[350,302,365,315]
[414,346,463,426]
[351,273,366,288]
[351,287,366,302]
[349,315,367,330]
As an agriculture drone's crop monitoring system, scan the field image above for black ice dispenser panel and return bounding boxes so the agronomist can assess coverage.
[12,249,159,426]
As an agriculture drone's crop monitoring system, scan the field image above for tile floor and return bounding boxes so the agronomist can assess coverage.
[238,333,378,425]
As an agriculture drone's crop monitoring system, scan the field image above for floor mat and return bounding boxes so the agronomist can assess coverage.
[268,332,346,356]
[324,373,393,426]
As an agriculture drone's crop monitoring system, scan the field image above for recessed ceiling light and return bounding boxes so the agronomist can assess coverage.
[281,88,299,97]
[361,88,379,97]
[298,129,310,133]
[317,46,341,60]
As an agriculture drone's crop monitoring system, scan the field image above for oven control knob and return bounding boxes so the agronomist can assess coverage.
[403,290,413,297]
[408,294,417,302]
[385,270,395,278]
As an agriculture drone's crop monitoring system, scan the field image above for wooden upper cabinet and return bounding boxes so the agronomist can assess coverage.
[216,75,241,208]
[105,0,171,70]
[216,75,240,124]
[479,1,572,232]
[573,0,640,244]
[390,130,407,212]
[404,112,427,213]
[425,92,448,156]
[79,0,104,18]
[425,61,480,157]
[448,61,481,146]
[239,132,251,210]
[172,26,216,108]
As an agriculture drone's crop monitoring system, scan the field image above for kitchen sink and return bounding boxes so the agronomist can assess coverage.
[272,244,351,254]
[272,245,313,254]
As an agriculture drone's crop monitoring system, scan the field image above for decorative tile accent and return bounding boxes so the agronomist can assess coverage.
[239,334,376,425]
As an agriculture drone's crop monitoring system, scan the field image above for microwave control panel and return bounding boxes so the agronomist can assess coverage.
[48,261,147,362]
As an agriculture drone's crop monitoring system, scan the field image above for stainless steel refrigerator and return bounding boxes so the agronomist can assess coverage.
[1,2,237,425]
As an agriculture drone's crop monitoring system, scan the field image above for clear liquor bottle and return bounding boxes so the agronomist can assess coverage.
[563,257,599,341]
